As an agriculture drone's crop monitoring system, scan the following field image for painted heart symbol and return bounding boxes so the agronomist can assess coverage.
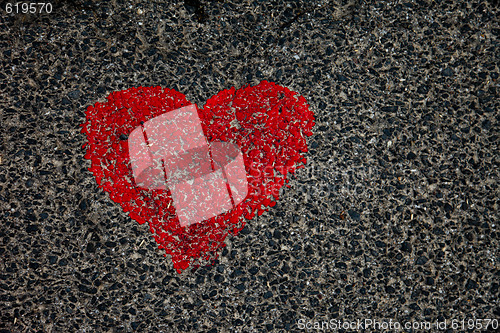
[81,81,315,272]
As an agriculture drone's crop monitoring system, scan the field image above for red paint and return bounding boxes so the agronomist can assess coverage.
[81,81,315,272]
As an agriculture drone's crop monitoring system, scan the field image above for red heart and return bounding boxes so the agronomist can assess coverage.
[81,81,314,272]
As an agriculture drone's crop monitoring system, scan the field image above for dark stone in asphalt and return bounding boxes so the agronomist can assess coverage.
[68,89,81,99]
[416,256,428,265]
[407,152,417,160]
[466,279,478,290]
[348,209,360,220]
[441,67,454,76]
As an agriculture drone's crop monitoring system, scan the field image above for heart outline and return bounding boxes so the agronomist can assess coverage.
[81,81,315,272]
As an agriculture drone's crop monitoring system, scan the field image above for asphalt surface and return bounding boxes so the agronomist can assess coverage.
[0,0,499,332]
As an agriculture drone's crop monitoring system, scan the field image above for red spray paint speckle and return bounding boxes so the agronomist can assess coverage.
[81,81,315,272]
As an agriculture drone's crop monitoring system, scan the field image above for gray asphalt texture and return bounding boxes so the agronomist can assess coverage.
[0,0,499,332]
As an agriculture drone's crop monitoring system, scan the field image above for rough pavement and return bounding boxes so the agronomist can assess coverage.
[0,0,498,332]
